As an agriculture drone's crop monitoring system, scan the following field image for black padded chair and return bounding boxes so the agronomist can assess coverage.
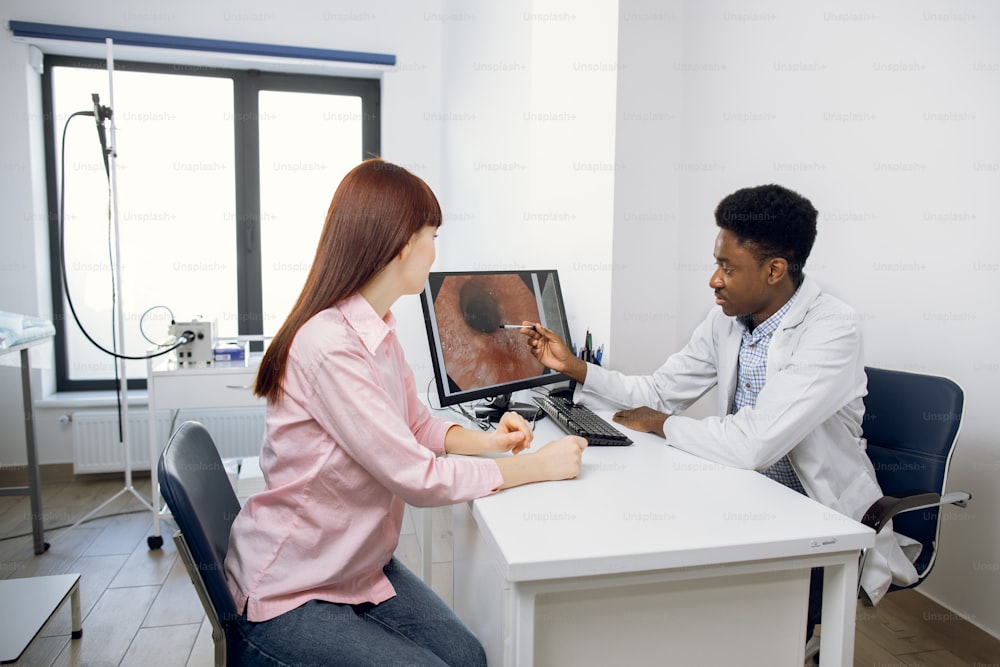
[157,421,242,667]
[806,367,971,662]
[859,366,971,594]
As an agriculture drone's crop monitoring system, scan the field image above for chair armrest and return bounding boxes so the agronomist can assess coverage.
[863,493,939,533]
[940,491,971,508]
[862,490,972,533]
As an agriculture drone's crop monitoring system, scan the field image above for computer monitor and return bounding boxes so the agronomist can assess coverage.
[419,269,573,421]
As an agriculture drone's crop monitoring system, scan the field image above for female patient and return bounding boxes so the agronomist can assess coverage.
[224,158,586,666]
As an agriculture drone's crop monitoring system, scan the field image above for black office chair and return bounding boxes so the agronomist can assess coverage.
[157,421,242,667]
[859,366,971,594]
[806,367,970,662]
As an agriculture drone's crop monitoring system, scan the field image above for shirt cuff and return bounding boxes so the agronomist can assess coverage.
[425,418,457,456]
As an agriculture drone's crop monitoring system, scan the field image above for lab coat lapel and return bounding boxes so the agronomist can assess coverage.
[716,315,742,414]
[767,277,820,374]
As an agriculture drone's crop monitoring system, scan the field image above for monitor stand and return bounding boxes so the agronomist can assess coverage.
[474,393,543,422]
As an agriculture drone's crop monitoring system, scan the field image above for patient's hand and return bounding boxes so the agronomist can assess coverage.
[612,406,669,437]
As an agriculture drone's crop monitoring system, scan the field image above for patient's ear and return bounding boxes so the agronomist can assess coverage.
[396,236,415,261]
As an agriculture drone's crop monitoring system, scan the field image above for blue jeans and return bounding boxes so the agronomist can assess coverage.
[232,557,486,666]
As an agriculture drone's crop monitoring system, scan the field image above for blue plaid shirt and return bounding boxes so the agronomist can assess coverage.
[732,287,806,494]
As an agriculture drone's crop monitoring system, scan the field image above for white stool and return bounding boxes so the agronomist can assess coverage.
[0,573,82,664]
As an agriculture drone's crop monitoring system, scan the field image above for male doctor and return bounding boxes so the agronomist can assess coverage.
[523,183,918,641]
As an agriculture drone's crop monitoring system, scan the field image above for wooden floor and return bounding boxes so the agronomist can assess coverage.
[2,471,999,666]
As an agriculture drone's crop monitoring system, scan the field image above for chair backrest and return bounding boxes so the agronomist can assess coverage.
[862,367,964,583]
[157,421,241,625]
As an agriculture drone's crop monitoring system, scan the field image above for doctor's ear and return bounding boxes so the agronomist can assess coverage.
[766,258,789,284]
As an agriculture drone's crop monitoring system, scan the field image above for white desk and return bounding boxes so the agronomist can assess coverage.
[0,573,81,663]
[453,413,874,666]
[146,351,263,545]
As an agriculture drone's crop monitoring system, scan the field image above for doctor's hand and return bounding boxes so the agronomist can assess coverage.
[612,406,669,438]
[520,323,588,383]
[487,411,535,455]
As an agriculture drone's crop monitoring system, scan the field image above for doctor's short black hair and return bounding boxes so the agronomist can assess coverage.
[714,184,817,282]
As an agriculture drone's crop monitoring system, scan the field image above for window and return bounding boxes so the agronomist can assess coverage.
[42,56,380,391]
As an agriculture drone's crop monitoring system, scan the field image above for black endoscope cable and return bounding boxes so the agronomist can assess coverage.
[58,110,190,361]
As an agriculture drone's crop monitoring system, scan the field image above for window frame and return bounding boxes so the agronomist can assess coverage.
[41,55,381,391]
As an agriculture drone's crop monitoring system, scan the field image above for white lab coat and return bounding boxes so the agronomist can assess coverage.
[579,276,918,604]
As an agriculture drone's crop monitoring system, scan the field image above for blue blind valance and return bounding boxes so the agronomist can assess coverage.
[9,20,396,67]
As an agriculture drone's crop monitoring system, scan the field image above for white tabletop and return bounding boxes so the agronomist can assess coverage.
[148,350,263,375]
[0,334,53,358]
[469,412,874,582]
[0,573,80,663]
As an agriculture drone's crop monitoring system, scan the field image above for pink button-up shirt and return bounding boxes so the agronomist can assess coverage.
[225,294,504,622]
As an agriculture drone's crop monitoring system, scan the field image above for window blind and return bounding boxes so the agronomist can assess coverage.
[9,20,396,67]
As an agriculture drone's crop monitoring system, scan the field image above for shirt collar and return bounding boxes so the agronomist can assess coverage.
[338,293,395,354]
[736,285,801,338]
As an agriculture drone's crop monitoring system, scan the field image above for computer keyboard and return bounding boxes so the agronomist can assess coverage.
[533,395,633,446]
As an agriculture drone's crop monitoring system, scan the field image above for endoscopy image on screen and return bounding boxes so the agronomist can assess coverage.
[425,271,570,397]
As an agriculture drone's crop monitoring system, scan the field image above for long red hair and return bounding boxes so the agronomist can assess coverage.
[254,158,442,402]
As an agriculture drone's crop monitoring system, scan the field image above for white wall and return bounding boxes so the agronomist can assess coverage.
[611,0,684,374]
[615,0,1000,640]
[0,22,54,467]
[429,0,619,361]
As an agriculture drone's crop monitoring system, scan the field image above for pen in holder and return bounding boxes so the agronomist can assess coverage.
[577,329,603,366]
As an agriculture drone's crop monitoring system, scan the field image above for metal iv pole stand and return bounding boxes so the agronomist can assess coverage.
[61,38,160,548]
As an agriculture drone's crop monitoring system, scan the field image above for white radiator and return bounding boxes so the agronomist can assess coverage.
[71,407,265,474]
